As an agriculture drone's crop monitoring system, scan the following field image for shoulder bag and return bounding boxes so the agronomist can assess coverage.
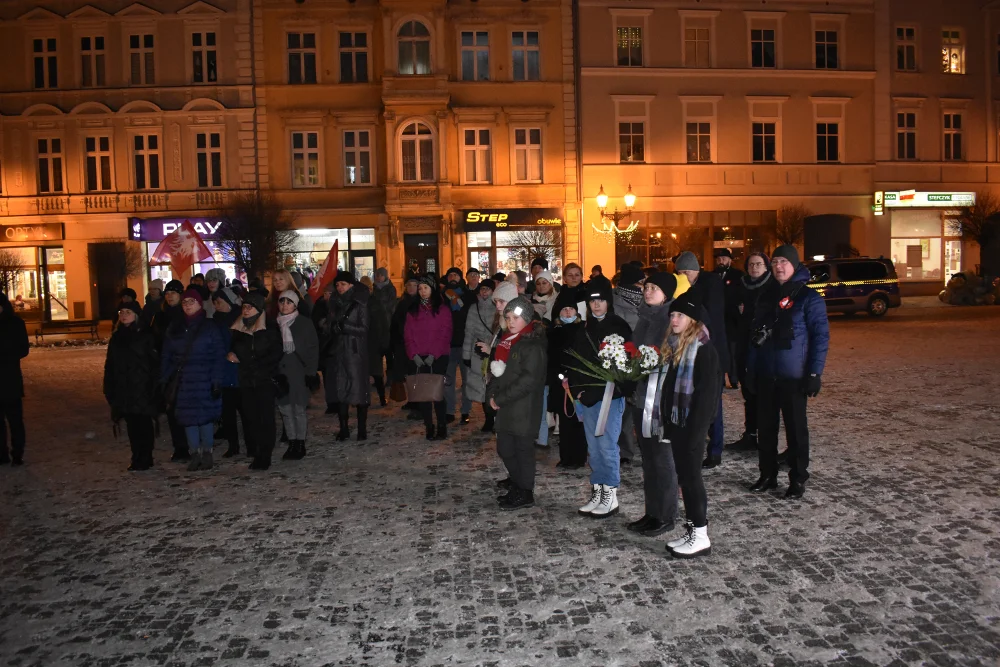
[163,321,202,411]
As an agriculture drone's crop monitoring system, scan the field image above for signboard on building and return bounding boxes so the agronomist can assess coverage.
[882,191,975,208]
[129,217,224,242]
[461,208,564,231]
[1,223,65,242]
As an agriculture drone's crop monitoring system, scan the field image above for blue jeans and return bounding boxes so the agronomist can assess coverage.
[537,386,550,445]
[576,398,625,487]
[446,346,472,416]
[184,423,215,453]
[707,387,724,457]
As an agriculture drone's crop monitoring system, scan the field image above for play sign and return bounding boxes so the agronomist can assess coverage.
[129,217,224,242]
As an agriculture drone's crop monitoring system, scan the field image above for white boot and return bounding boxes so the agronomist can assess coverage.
[669,524,711,559]
[578,484,602,515]
[589,485,619,519]
[666,521,694,550]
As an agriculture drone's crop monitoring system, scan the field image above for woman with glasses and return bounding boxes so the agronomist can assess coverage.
[728,252,772,452]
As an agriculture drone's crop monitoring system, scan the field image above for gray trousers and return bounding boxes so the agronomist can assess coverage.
[278,404,308,441]
[497,431,536,491]
[634,410,679,523]
[618,402,638,460]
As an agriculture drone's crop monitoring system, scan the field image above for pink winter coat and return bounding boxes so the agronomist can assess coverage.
[404,303,452,359]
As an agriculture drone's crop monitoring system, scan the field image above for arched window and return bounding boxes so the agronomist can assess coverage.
[400,122,434,182]
[398,20,431,75]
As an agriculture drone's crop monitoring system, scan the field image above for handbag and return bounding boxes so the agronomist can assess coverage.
[404,372,446,403]
[163,321,202,411]
[389,381,407,402]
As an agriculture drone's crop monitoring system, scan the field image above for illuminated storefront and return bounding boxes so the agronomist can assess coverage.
[879,191,970,285]
[0,224,68,321]
[129,217,377,283]
[460,208,565,282]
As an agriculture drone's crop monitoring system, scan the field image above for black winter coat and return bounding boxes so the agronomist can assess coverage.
[546,316,582,414]
[685,271,730,371]
[388,293,416,383]
[151,301,184,351]
[322,286,370,406]
[230,316,284,390]
[735,272,773,345]
[441,283,474,348]
[659,340,722,453]
[0,304,29,401]
[486,324,548,438]
[103,324,160,417]
[566,313,633,407]
[370,281,397,352]
[552,282,587,316]
[715,265,746,340]
[140,295,163,330]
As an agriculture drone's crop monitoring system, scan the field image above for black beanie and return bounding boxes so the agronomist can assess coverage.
[670,294,703,321]
[772,244,800,267]
[645,272,677,299]
[531,257,549,270]
[243,291,266,313]
[119,300,142,318]
[333,270,355,285]
[713,247,733,259]
[619,263,645,286]
[479,279,496,292]
[164,279,185,294]
[119,287,138,300]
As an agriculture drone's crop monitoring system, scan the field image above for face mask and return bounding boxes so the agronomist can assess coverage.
[559,315,576,324]
[242,312,261,327]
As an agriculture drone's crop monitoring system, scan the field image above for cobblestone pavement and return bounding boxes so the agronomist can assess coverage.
[2,305,999,667]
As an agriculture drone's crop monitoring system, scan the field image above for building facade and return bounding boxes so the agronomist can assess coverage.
[258,0,581,286]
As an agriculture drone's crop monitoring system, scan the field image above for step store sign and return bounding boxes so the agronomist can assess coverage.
[878,190,976,210]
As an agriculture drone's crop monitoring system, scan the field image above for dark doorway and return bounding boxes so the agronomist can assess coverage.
[88,241,126,321]
[404,234,439,277]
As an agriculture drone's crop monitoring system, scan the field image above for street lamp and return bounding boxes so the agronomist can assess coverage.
[593,184,639,235]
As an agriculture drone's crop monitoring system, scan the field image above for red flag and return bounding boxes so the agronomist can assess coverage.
[308,239,340,300]
[149,220,214,277]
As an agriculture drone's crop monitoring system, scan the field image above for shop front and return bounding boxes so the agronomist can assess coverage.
[129,217,377,284]
[460,207,565,282]
[878,190,969,292]
[0,223,68,321]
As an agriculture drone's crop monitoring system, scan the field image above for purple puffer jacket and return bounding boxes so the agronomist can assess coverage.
[404,304,452,359]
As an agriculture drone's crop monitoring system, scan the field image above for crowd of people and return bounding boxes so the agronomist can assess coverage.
[0,244,829,559]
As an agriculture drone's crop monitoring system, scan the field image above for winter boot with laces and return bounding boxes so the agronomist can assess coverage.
[281,442,297,460]
[669,524,711,559]
[667,521,695,550]
[578,484,603,516]
[589,485,619,519]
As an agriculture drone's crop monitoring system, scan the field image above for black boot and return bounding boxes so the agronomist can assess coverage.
[436,423,447,440]
[749,475,778,492]
[727,432,758,452]
[222,444,239,458]
[357,406,368,441]
[337,405,351,441]
[325,402,337,415]
[481,403,495,432]
[784,481,806,499]
[499,486,535,511]
[426,423,436,441]
[460,413,470,425]
[249,456,271,470]
[286,440,306,460]
[702,454,721,469]
[281,442,296,460]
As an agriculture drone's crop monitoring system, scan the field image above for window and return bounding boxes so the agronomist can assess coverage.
[85,137,112,192]
[129,34,155,85]
[896,112,916,160]
[33,38,58,89]
[816,123,839,162]
[339,32,369,83]
[291,131,320,188]
[997,34,1000,73]
[80,36,105,87]
[751,29,776,68]
[192,32,217,83]
[398,21,431,75]
[287,33,317,84]
[890,214,946,281]
[618,122,645,163]
[511,31,540,81]
[684,24,710,67]
[196,132,223,188]
[344,130,372,186]
[896,26,916,71]
[514,128,542,182]
[36,139,63,193]
[943,113,962,161]
[752,122,777,162]
[133,134,160,190]
[400,122,434,182]
[815,30,838,69]
[461,31,489,81]
[942,30,964,74]
[686,123,711,163]
[616,26,643,66]
[463,129,492,183]
[837,261,887,282]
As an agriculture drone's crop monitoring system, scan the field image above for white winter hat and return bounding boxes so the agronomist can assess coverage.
[492,281,518,304]
[278,289,300,305]
[534,270,554,286]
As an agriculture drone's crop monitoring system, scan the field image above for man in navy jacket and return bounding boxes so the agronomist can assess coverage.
[745,244,830,499]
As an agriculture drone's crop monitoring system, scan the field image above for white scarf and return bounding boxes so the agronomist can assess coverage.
[276,310,298,353]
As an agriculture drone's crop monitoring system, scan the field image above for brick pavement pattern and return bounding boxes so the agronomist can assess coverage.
[1,305,999,667]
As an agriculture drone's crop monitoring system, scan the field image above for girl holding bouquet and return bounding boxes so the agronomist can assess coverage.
[657,295,722,559]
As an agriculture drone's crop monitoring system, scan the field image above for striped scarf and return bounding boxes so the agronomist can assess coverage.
[666,324,711,427]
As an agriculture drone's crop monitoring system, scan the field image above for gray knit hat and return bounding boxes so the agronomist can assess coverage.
[675,251,701,273]
[503,296,534,320]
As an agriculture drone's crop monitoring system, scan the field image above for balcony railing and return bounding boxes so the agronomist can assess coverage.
[1,190,242,218]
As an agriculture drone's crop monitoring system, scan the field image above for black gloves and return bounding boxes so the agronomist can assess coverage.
[305,374,321,392]
[463,359,472,368]
[803,374,821,398]
[211,385,222,400]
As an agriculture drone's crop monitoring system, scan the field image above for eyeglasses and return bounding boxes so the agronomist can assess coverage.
[747,261,766,268]
[181,299,199,306]
[278,297,296,305]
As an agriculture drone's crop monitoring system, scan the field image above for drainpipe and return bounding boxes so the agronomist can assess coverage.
[572,0,584,267]
[249,0,260,190]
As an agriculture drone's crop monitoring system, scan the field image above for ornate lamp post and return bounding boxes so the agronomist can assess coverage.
[593,184,639,235]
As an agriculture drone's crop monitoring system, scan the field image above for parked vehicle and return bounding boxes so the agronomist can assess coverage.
[806,257,901,317]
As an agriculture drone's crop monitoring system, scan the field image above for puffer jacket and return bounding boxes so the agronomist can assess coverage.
[322,285,370,406]
[747,264,830,380]
[462,297,497,403]
[631,300,673,405]
[486,323,548,439]
[161,313,225,426]
[103,323,159,417]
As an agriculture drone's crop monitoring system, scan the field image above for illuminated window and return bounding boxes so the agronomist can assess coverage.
[343,130,372,186]
[616,26,643,67]
[463,129,492,184]
[942,29,964,74]
[398,21,431,75]
[618,122,645,163]
[514,128,542,182]
[684,23,710,67]
[686,123,711,163]
[400,122,434,182]
[291,131,320,188]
